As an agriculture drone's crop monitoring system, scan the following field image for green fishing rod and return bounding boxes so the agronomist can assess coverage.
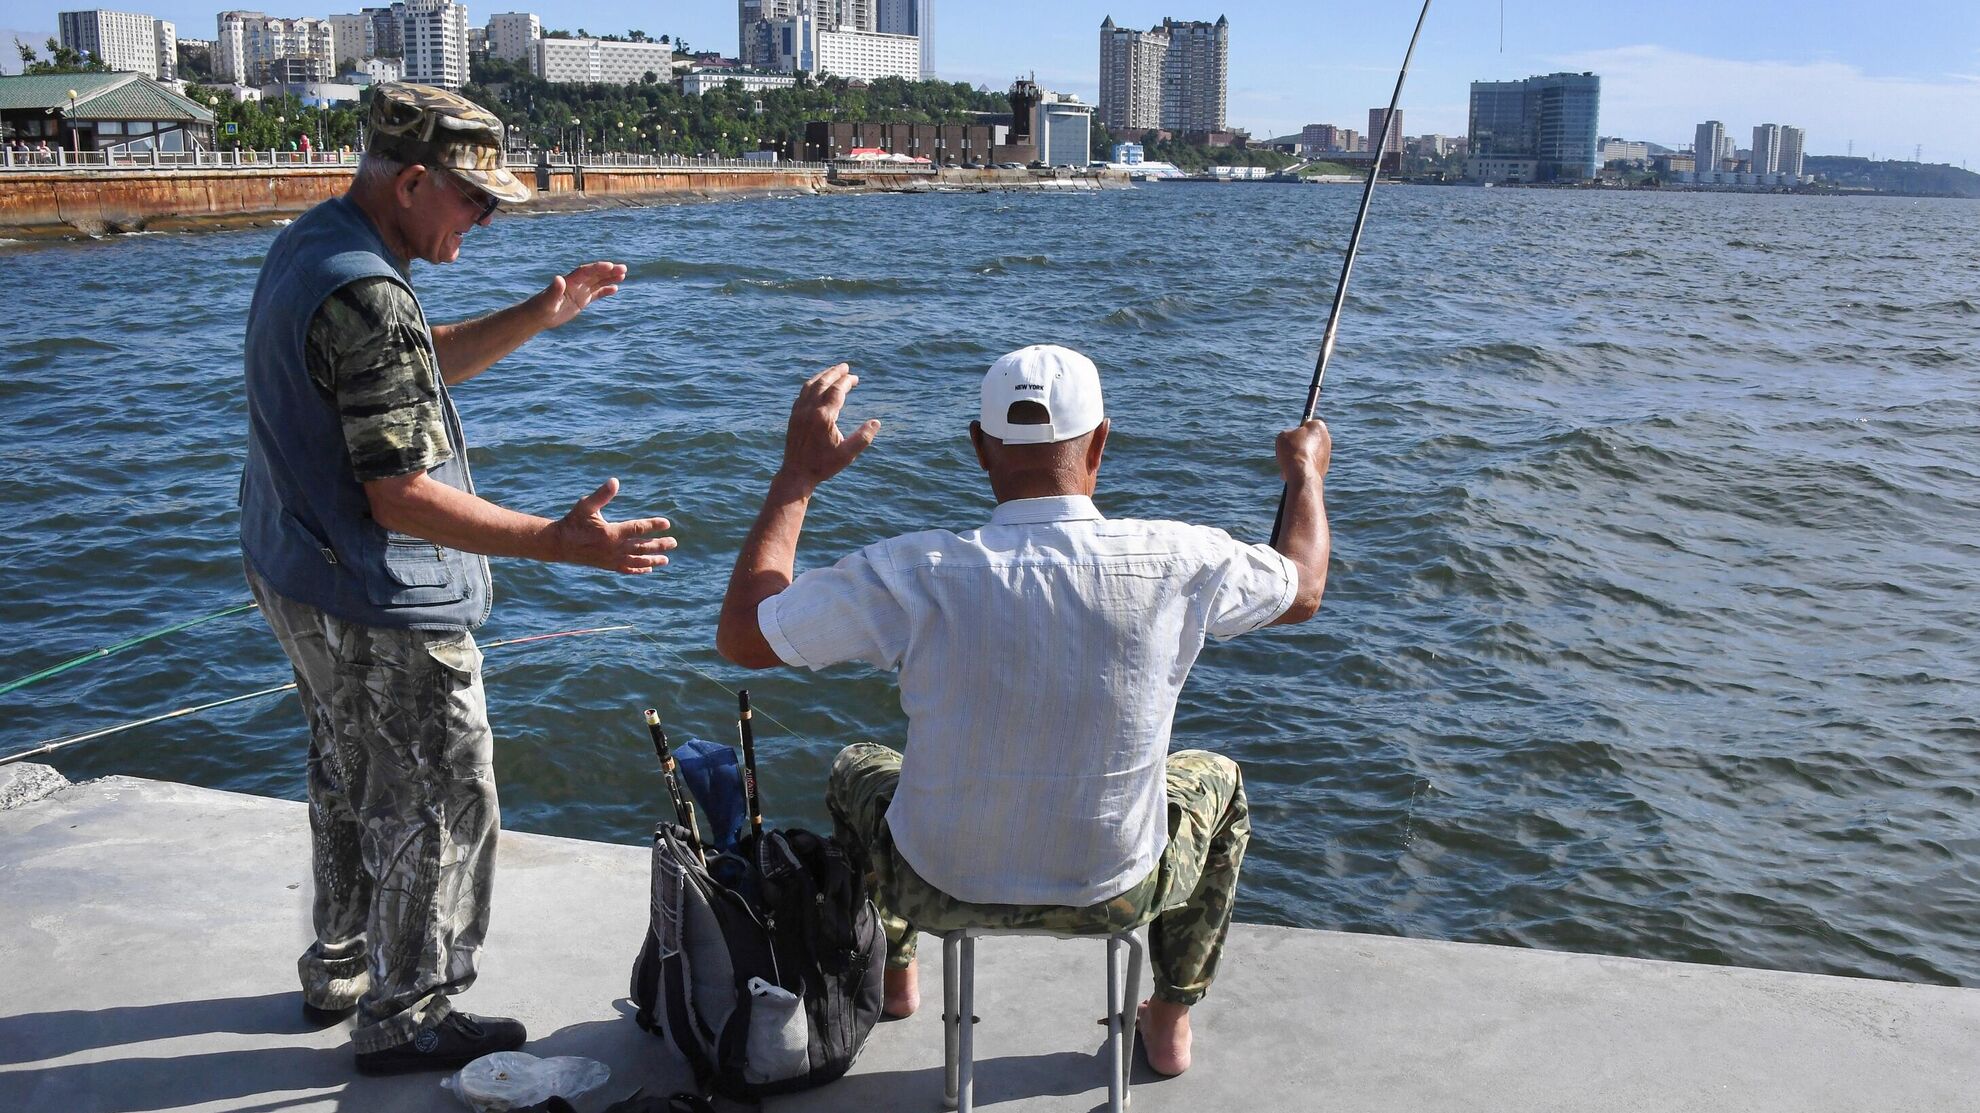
[1270,0,1433,546]
[0,601,259,698]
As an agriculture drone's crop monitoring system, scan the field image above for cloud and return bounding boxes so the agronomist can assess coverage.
[1554,45,1980,164]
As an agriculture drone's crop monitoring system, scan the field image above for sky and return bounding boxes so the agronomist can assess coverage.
[8,1,1980,165]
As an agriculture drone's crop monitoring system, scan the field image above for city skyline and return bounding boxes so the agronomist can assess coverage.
[6,1,1978,165]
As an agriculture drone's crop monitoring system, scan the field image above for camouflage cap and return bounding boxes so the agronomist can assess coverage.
[368,82,531,204]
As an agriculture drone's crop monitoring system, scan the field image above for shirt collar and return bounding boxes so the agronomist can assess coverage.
[987,494,1105,527]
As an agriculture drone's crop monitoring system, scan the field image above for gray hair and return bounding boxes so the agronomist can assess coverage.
[355,152,407,190]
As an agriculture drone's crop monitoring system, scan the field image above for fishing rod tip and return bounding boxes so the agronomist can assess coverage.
[738,689,750,712]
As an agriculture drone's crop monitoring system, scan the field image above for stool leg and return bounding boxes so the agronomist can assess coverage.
[943,933,961,1110]
[958,933,977,1113]
[1107,935,1125,1113]
[1121,932,1144,1107]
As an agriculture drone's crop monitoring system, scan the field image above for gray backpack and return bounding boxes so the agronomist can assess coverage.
[629,822,886,1100]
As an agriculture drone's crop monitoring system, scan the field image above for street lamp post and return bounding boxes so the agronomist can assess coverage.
[67,89,79,159]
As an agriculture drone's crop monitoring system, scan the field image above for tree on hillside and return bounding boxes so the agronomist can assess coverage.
[16,36,112,75]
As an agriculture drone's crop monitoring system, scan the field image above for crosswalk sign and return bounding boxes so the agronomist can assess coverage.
[225,122,238,135]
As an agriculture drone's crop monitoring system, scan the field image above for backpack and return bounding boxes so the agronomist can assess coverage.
[630,821,886,1100]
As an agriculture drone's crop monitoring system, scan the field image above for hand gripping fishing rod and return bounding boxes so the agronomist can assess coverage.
[643,707,702,856]
[1270,0,1434,547]
[737,689,765,847]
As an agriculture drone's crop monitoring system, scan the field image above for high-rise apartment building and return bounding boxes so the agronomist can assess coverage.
[1099,15,1227,135]
[738,0,793,69]
[487,12,540,64]
[876,0,932,78]
[397,0,470,87]
[532,36,677,84]
[326,12,370,65]
[216,11,338,85]
[1367,107,1403,154]
[1465,72,1601,182]
[1778,126,1805,177]
[1750,123,1781,174]
[1098,17,1167,132]
[58,9,177,80]
[1693,120,1724,171]
[1160,17,1227,133]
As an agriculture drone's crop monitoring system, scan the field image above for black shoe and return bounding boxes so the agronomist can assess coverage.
[302,1000,357,1027]
[353,1012,527,1075]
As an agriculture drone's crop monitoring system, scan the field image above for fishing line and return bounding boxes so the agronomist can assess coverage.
[0,623,634,767]
[1269,0,1433,545]
[616,618,816,745]
[0,601,260,698]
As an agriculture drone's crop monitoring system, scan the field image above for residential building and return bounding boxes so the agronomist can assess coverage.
[1098,16,1166,132]
[738,0,794,70]
[1299,123,1343,154]
[1691,121,1723,171]
[533,37,679,84]
[358,55,404,82]
[1098,15,1227,134]
[1160,17,1227,133]
[1599,136,1648,163]
[1465,71,1600,182]
[1779,125,1805,177]
[1034,90,1093,167]
[57,9,177,80]
[812,27,919,81]
[466,26,486,56]
[326,12,371,65]
[397,0,470,87]
[1718,133,1735,167]
[487,12,540,63]
[1367,107,1402,154]
[681,68,796,95]
[1112,141,1143,164]
[215,12,338,86]
[1751,123,1781,174]
[875,0,933,78]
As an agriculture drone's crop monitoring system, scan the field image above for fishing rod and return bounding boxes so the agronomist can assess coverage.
[0,623,635,768]
[736,688,765,848]
[644,706,702,856]
[1270,0,1434,547]
[0,601,260,698]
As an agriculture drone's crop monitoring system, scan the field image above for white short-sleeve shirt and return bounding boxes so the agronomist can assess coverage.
[759,494,1297,907]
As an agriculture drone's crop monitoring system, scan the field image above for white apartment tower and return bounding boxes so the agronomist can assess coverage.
[1779,125,1806,177]
[487,12,540,63]
[532,37,678,84]
[875,0,932,78]
[57,9,177,80]
[398,0,470,88]
[1751,123,1782,174]
[1694,120,1725,171]
[216,11,338,84]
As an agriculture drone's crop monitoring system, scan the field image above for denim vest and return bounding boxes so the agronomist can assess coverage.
[239,194,492,630]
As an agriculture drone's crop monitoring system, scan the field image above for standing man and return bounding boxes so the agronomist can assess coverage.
[239,84,676,1074]
[716,348,1330,1075]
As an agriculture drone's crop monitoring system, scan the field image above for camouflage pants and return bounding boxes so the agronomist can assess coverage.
[247,565,499,1054]
[826,743,1249,1006]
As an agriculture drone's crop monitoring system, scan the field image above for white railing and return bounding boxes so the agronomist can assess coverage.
[1,147,829,173]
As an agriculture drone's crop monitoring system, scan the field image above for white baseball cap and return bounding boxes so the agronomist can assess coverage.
[978,344,1105,445]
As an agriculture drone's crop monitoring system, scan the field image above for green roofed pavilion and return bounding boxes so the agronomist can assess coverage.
[0,72,216,155]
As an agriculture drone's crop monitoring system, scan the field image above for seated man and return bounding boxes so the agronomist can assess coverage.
[716,347,1330,1075]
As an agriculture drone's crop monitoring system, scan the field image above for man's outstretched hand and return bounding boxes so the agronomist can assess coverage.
[777,363,881,494]
[534,261,628,329]
[553,477,676,573]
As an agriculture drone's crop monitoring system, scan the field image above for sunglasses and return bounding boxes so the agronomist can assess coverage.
[429,166,501,221]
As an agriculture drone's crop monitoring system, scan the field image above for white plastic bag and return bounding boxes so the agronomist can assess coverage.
[440,1050,611,1113]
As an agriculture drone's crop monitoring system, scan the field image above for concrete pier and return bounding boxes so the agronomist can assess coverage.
[2,766,1975,1112]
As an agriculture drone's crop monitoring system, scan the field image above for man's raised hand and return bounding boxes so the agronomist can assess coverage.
[535,260,628,330]
[777,363,881,493]
[553,477,676,573]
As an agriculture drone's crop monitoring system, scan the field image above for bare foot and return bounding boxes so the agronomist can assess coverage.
[1136,999,1192,1076]
[884,961,919,1018]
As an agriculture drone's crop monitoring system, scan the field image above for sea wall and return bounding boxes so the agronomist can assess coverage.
[0,164,1130,238]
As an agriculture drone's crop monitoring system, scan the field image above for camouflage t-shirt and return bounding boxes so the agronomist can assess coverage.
[304,277,453,484]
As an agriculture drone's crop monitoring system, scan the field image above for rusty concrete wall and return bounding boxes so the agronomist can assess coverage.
[0,165,830,237]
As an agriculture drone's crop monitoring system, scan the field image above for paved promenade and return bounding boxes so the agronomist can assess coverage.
[2,766,1974,1112]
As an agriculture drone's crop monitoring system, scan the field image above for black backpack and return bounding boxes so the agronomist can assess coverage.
[630,821,886,1100]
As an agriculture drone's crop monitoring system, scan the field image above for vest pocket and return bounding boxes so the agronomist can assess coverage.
[372,532,468,605]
